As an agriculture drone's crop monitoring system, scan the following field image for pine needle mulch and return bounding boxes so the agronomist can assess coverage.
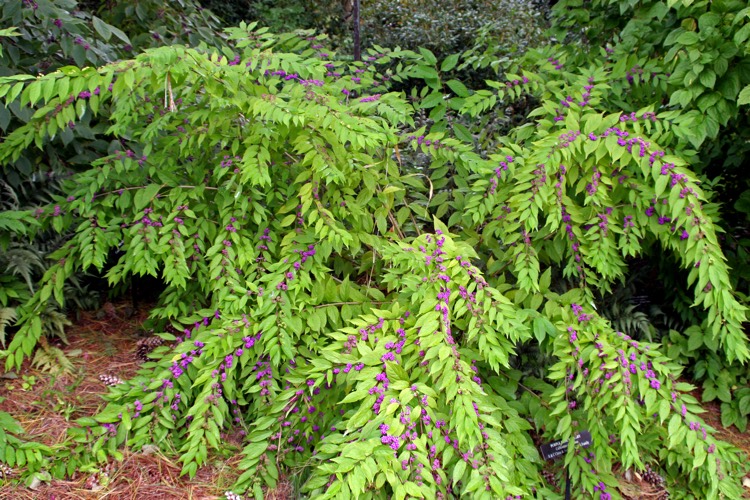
[0,304,245,499]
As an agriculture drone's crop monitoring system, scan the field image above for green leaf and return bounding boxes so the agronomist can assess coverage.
[452,459,467,484]
[692,444,707,469]
[445,79,469,97]
[699,70,716,89]
[134,185,161,211]
[108,24,132,45]
[533,316,555,343]
[421,92,444,109]
[418,48,437,66]
[441,54,460,72]
[453,123,473,142]
[92,17,112,41]
[676,32,700,45]
[739,85,750,105]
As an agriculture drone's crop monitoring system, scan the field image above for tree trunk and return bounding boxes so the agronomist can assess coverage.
[353,0,361,61]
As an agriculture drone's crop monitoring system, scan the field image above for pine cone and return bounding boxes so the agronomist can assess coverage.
[99,374,123,386]
[643,464,665,486]
[0,463,13,478]
[84,473,100,490]
[135,336,164,362]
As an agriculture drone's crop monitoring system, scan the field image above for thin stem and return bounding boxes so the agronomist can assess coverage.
[93,185,218,199]
[313,301,389,309]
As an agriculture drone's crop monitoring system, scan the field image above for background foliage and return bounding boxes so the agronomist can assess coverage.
[0,0,749,499]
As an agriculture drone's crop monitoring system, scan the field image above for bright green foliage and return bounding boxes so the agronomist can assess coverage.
[0,410,52,486]
[550,0,750,435]
[0,4,749,500]
[0,0,227,358]
[553,0,750,149]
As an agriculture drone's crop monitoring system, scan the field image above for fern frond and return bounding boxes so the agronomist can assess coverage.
[40,307,72,344]
[0,244,45,294]
[32,345,77,376]
[0,307,17,348]
[0,180,19,210]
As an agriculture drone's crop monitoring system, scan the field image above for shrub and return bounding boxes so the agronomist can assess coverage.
[0,0,226,348]
[0,17,748,497]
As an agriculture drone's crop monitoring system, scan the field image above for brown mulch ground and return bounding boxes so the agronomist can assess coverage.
[0,304,245,500]
[0,303,749,499]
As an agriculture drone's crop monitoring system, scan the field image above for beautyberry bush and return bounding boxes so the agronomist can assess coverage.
[0,8,748,500]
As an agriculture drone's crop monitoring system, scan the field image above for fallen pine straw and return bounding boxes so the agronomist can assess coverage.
[0,304,246,499]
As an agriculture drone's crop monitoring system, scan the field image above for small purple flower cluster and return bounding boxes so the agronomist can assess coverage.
[504,75,530,88]
[561,206,584,275]
[220,155,240,170]
[253,357,273,397]
[586,167,602,196]
[469,359,482,386]
[586,126,651,158]
[645,196,692,240]
[610,166,629,186]
[553,78,594,120]
[494,155,515,178]
[276,270,295,291]
[571,303,592,323]
[597,208,612,236]
[263,69,300,81]
[547,56,563,70]
[455,258,488,320]
[406,134,443,149]
[226,218,238,233]
[420,232,453,336]
[356,317,389,413]
[133,399,143,417]
[77,88,99,99]
[659,163,693,194]
[256,228,271,263]
[530,164,547,195]
[168,312,219,378]
[558,130,581,148]
[258,228,271,250]
[359,94,381,103]
[111,149,147,167]
[73,36,90,50]
[300,79,324,87]
[260,61,387,102]
[292,244,316,269]
[555,165,566,201]
[593,481,612,500]
[624,66,666,85]
[619,111,658,123]
[380,423,400,451]
[579,79,595,107]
